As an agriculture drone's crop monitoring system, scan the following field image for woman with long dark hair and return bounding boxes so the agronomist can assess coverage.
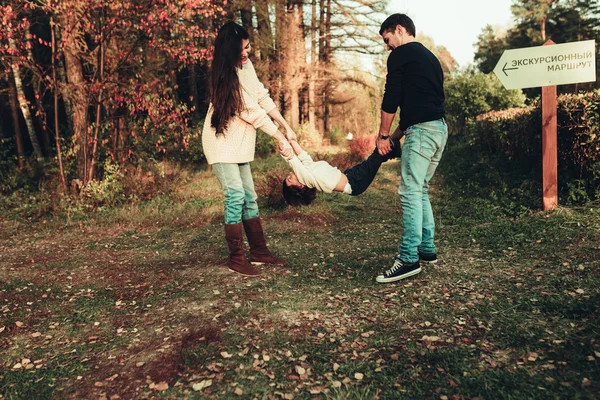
[202,21,295,277]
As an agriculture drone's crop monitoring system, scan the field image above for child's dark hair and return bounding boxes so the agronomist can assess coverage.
[282,180,317,206]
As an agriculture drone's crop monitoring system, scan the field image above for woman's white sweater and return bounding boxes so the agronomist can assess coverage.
[202,60,279,165]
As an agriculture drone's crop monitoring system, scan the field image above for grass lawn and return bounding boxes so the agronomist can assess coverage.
[1,138,599,399]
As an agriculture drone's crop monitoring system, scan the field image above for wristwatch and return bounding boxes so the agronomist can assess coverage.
[378,134,390,140]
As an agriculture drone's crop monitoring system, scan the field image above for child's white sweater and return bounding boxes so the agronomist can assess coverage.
[287,151,343,194]
[202,60,279,165]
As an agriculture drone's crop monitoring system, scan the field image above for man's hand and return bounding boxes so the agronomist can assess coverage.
[377,137,392,156]
[278,140,294,160]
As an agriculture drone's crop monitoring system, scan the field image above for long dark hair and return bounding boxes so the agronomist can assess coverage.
[209,22,249,136]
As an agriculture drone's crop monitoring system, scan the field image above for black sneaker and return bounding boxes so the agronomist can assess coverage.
[376,257,421,283]
[418,251,437,264]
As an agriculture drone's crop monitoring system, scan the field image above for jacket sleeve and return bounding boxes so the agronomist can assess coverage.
[287,153,320,189]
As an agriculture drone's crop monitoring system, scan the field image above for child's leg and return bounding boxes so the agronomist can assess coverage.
[344,150,385,196]
[345,139,401,196]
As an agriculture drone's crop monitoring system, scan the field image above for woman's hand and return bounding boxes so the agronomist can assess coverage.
[285,127,297,142]
[278,141,294,160]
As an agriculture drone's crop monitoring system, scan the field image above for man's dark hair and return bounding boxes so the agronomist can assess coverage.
[379,13,416,37]
[282,180,317,206]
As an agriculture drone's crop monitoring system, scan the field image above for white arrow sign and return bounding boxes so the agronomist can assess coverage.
[493,40,596,89]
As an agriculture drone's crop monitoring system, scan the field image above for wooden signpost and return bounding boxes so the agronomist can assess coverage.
[493,40,596,210]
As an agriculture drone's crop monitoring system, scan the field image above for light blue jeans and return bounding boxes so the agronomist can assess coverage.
[212,163,260,225]
[398,119,448,263]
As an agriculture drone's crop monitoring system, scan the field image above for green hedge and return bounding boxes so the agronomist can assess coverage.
[466,89,600,203]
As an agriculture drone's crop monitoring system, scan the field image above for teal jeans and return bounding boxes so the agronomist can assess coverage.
[212,163,260,224]
[398,119,448,263]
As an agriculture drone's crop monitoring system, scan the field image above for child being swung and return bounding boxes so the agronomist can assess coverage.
[280,135,402,206]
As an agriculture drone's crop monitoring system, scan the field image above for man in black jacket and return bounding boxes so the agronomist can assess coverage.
[375,13,449,284]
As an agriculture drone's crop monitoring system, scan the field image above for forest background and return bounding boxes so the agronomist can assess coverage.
[0,0,599,213]
[1,1,600,398]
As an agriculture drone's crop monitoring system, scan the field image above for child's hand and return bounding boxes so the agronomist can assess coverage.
[278,141,294,160]
[285,127,297,142]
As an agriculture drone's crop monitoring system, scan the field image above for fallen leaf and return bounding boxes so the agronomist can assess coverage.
[234,387,243,395]
[31,332,42,338]
[221,351,232,359]
[332,381,342,388]
[582,378,591,387]
[333,363,340,372]
[354,372,364,380]
[527,352,539,362]
[295,365,306,375]
[15,321,24,327]
[153,381,169,391]
[576,288,585,294]
[192,380,212,391]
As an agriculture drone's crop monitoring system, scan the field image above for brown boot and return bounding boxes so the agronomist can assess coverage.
[242,217,286,265]
[224,223,259,276]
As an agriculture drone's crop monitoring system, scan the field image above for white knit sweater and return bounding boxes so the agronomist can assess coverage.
[287,151,343,194]
[202,60,279,165]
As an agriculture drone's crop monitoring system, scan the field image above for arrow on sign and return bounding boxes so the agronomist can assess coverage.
[493,40,596,89]
[501,63,518,76]
[502,62,519,76]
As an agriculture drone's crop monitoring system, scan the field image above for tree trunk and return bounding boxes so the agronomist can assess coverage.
[88,7,105,183]
[239,0,253,36]
[8,37,43,161]
[8,75,25,170]
[255,0,272,63]
[118,116,127,164]
[318,0,326,133]
[288,1,305,128]
[541,15,547,42]
[54,26,74,136]
[188,65,202,119]
[51,14,67,191]
[273,0,287,109]
[58,11,90,184]
[319,0,333,133]
[308,0,317,133]
[26,28,51,157]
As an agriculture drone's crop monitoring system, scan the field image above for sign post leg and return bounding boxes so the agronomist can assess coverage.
[541,84,558,210]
